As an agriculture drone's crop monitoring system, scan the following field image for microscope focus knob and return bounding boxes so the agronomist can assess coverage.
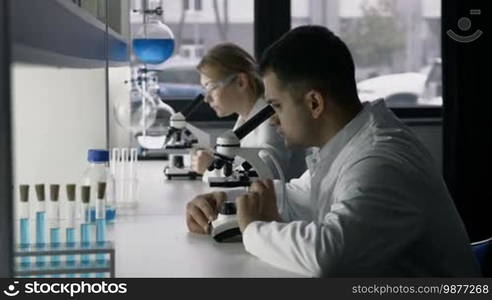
[223,162,233,177]
[213,159,225,170]
[219,202,237,215]
[241,161,253,172]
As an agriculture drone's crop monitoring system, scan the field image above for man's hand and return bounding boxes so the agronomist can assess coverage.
[236,179,282,232]
[186,191,226,234]
[190,150,213,174]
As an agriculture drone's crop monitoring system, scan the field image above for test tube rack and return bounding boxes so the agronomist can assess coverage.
[13,242,115,277]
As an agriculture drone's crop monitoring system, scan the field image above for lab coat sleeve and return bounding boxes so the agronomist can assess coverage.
[218,171,310,221]
[242,157,424,277]
[273,170,312,222]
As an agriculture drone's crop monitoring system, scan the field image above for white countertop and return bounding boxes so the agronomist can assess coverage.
[110,161,301,277]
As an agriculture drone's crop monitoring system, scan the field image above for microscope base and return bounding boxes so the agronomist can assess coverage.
[211,214,242,243]
[164,167,201,180]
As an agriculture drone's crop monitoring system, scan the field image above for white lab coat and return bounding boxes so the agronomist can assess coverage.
[203,98,306,181]
[241,100,480,277]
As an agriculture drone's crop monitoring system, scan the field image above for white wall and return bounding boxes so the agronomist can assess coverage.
[12,63,107,188]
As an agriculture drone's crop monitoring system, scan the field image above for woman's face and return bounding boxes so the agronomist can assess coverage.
[199,65,240,117]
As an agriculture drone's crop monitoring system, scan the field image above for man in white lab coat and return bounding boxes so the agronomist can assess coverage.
[185,26,480,277]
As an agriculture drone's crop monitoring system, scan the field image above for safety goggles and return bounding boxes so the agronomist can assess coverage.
[202,74,238,94]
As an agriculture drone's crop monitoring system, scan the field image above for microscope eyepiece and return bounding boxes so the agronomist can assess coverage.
[233,105,274,140]
[180,94,204,118]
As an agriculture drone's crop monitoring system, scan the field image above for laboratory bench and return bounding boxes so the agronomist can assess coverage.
[109,160,301,277]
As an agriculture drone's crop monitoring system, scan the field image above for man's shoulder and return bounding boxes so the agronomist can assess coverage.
[344,111,432,169]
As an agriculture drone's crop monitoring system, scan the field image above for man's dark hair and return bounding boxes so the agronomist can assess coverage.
[259,25,359,106]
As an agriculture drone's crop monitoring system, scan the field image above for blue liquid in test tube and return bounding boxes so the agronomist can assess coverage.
[66,228,76,266]
[80,185,92,276]
[95,218,106,278]
[20,218,30,268]
[80,223,91,265]
[50,228,61,266]
[66,227,76,278]
[35,211,46,266]
[96,218,106,262]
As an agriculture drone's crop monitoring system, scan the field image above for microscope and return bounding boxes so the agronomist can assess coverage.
[163,94,214,180]
[137,93,213,180]
[207,105,283,242]
[207,105,276,187]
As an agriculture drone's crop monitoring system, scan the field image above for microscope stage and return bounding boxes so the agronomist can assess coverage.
[164,167,201,180]
[208,176,252,187]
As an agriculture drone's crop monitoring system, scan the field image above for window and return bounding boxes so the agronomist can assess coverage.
[292,0,442,108]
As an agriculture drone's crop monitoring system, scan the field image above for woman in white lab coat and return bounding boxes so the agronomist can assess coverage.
[191,43,305,180]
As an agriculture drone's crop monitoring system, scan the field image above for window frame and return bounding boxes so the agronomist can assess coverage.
[0,0,13,277]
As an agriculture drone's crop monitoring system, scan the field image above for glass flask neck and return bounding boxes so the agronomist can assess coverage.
[144,13,162,24]
[89,161,109,167]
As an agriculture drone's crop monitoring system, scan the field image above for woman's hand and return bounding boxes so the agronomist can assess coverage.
[191,149,214,174]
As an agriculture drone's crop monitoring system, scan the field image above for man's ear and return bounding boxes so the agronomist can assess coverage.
[304,90,325,119]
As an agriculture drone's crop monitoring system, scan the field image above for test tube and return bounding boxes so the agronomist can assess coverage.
[65,184,77,269]
[96,182,107,277]
[19,184,30,268]
[129,148,138,209]
[48,184,61,267]
[80,185,91,266]
[35,184,46,266]
[109,149,118,221]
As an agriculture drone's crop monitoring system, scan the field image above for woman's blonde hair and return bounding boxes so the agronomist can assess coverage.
[197,43,265,99]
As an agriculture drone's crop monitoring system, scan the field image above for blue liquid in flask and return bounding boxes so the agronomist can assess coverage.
[90,207,116,223]
[20,218,30,268]
[35,211,46,266]
[133,38,174,65]
[106,207,116,222]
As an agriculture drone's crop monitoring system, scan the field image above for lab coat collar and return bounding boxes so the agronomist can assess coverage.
[308,99,381,172]
[233,98,267,131]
